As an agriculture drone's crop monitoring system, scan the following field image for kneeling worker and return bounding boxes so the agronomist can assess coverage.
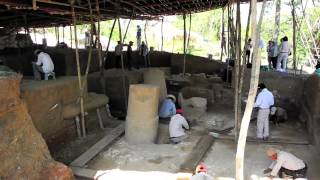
[32,49,55,80]
[159,94,177,119]
[264,148,307,179]
[169,109,189,144]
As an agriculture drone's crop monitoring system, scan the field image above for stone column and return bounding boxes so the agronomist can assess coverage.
[125,84,160,144]
[143,69,167,105]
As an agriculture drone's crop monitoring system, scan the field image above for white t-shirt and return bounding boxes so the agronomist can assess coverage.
[169,114,189,138]
[269,151,306,177]
[191,173,213,180]
[36,52,54,73]
[254,88,274,109]
[279,41,291,53]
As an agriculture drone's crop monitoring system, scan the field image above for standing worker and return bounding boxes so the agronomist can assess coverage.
[32,49,55,80]
[139,41,149,67]
[115,41,123,68]
[245,38,252,64]
[124,41,134,70]
[264,148,307,179]
[136,25,142,49]
[254,83,274,140]
[277,36,291,72]
[169,109,189,144]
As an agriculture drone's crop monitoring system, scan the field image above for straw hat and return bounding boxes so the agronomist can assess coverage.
[167,94,176,102]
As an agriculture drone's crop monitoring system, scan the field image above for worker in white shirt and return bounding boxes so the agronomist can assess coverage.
[264,148,307,179]
[169,109,189,144]
[32,49,55,80]
[115,41,123,68]
[254,83,274,140]
[277,36,291,72]
[191,163,213,180]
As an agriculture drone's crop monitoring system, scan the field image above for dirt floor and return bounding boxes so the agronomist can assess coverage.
[81,104,319,179]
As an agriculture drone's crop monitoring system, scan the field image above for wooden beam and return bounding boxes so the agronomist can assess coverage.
[70,123,125,167]
[179,135,215,173]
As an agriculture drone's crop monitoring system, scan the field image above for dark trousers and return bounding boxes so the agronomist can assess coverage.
[279,164,307,179]
[271,56,277,69]
[246,50,251,64]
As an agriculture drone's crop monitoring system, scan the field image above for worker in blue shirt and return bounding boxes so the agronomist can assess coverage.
[159,94,176,119]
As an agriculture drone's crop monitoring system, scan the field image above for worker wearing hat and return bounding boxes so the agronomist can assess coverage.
[32,49,54,80]
[159,94,177,119]
[264,148,307,178]
[254,83,274,140]
[169,107,189,144]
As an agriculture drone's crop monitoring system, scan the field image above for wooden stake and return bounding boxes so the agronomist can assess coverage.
[183,13,187,75]
[235,0,267,179]
[70,0,86,137]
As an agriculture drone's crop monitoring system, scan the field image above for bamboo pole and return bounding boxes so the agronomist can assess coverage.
[235,0,267,179]
[183,13,187,75]
[63,25,65,42]
[187,13,192,53]
[220,7,225,62]
[81,0,94,91]
[118,18,128,110]
[103,19,117,69]
[291,0,297,74]
[144,20,148,46]
[70,0,86,137]
[122,19,132,44]
[70,26,73,48]
[33,28,37,44]
[161,18,164,51]
[95,0,106,95]
[226,3,230,85]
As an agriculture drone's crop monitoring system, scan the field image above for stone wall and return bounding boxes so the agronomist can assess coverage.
[300,75,320,151]
[0,73,73,179]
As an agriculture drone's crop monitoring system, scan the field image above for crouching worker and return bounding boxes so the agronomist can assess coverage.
[190,163,212,180]
[159,94,177,120]
[32,49,55,80]
[169,109,189,144]
[270,106,288,125]
[264,148,307,179]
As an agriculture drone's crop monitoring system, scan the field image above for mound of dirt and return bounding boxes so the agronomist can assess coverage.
[0,73,73,179]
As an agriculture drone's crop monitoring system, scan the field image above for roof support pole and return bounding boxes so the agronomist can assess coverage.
[70,26,73,48]
[144,20,148,46]
[187,13,192,53]
[103,19,117,72]
[220,7,225,62]
[234,0,242,142]
[81,0,94,93]
[161,18,164,51]
[123,19,132,44]
[291,0,297,74]
[183,13,186,75]
[95,0,107,96]
[235,0,267,179]
[118,17,128,111]
[33,28,37,44]
[70,0,86,137]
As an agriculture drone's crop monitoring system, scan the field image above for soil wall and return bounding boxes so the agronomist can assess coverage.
[243,70,305,117]
[300,75,320,151]
[170,54,226,74]
[20,76,87,140]
[0,73,73,179]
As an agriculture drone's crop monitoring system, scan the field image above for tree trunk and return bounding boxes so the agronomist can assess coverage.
[187,13,192,53]
[235,0,267,179]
